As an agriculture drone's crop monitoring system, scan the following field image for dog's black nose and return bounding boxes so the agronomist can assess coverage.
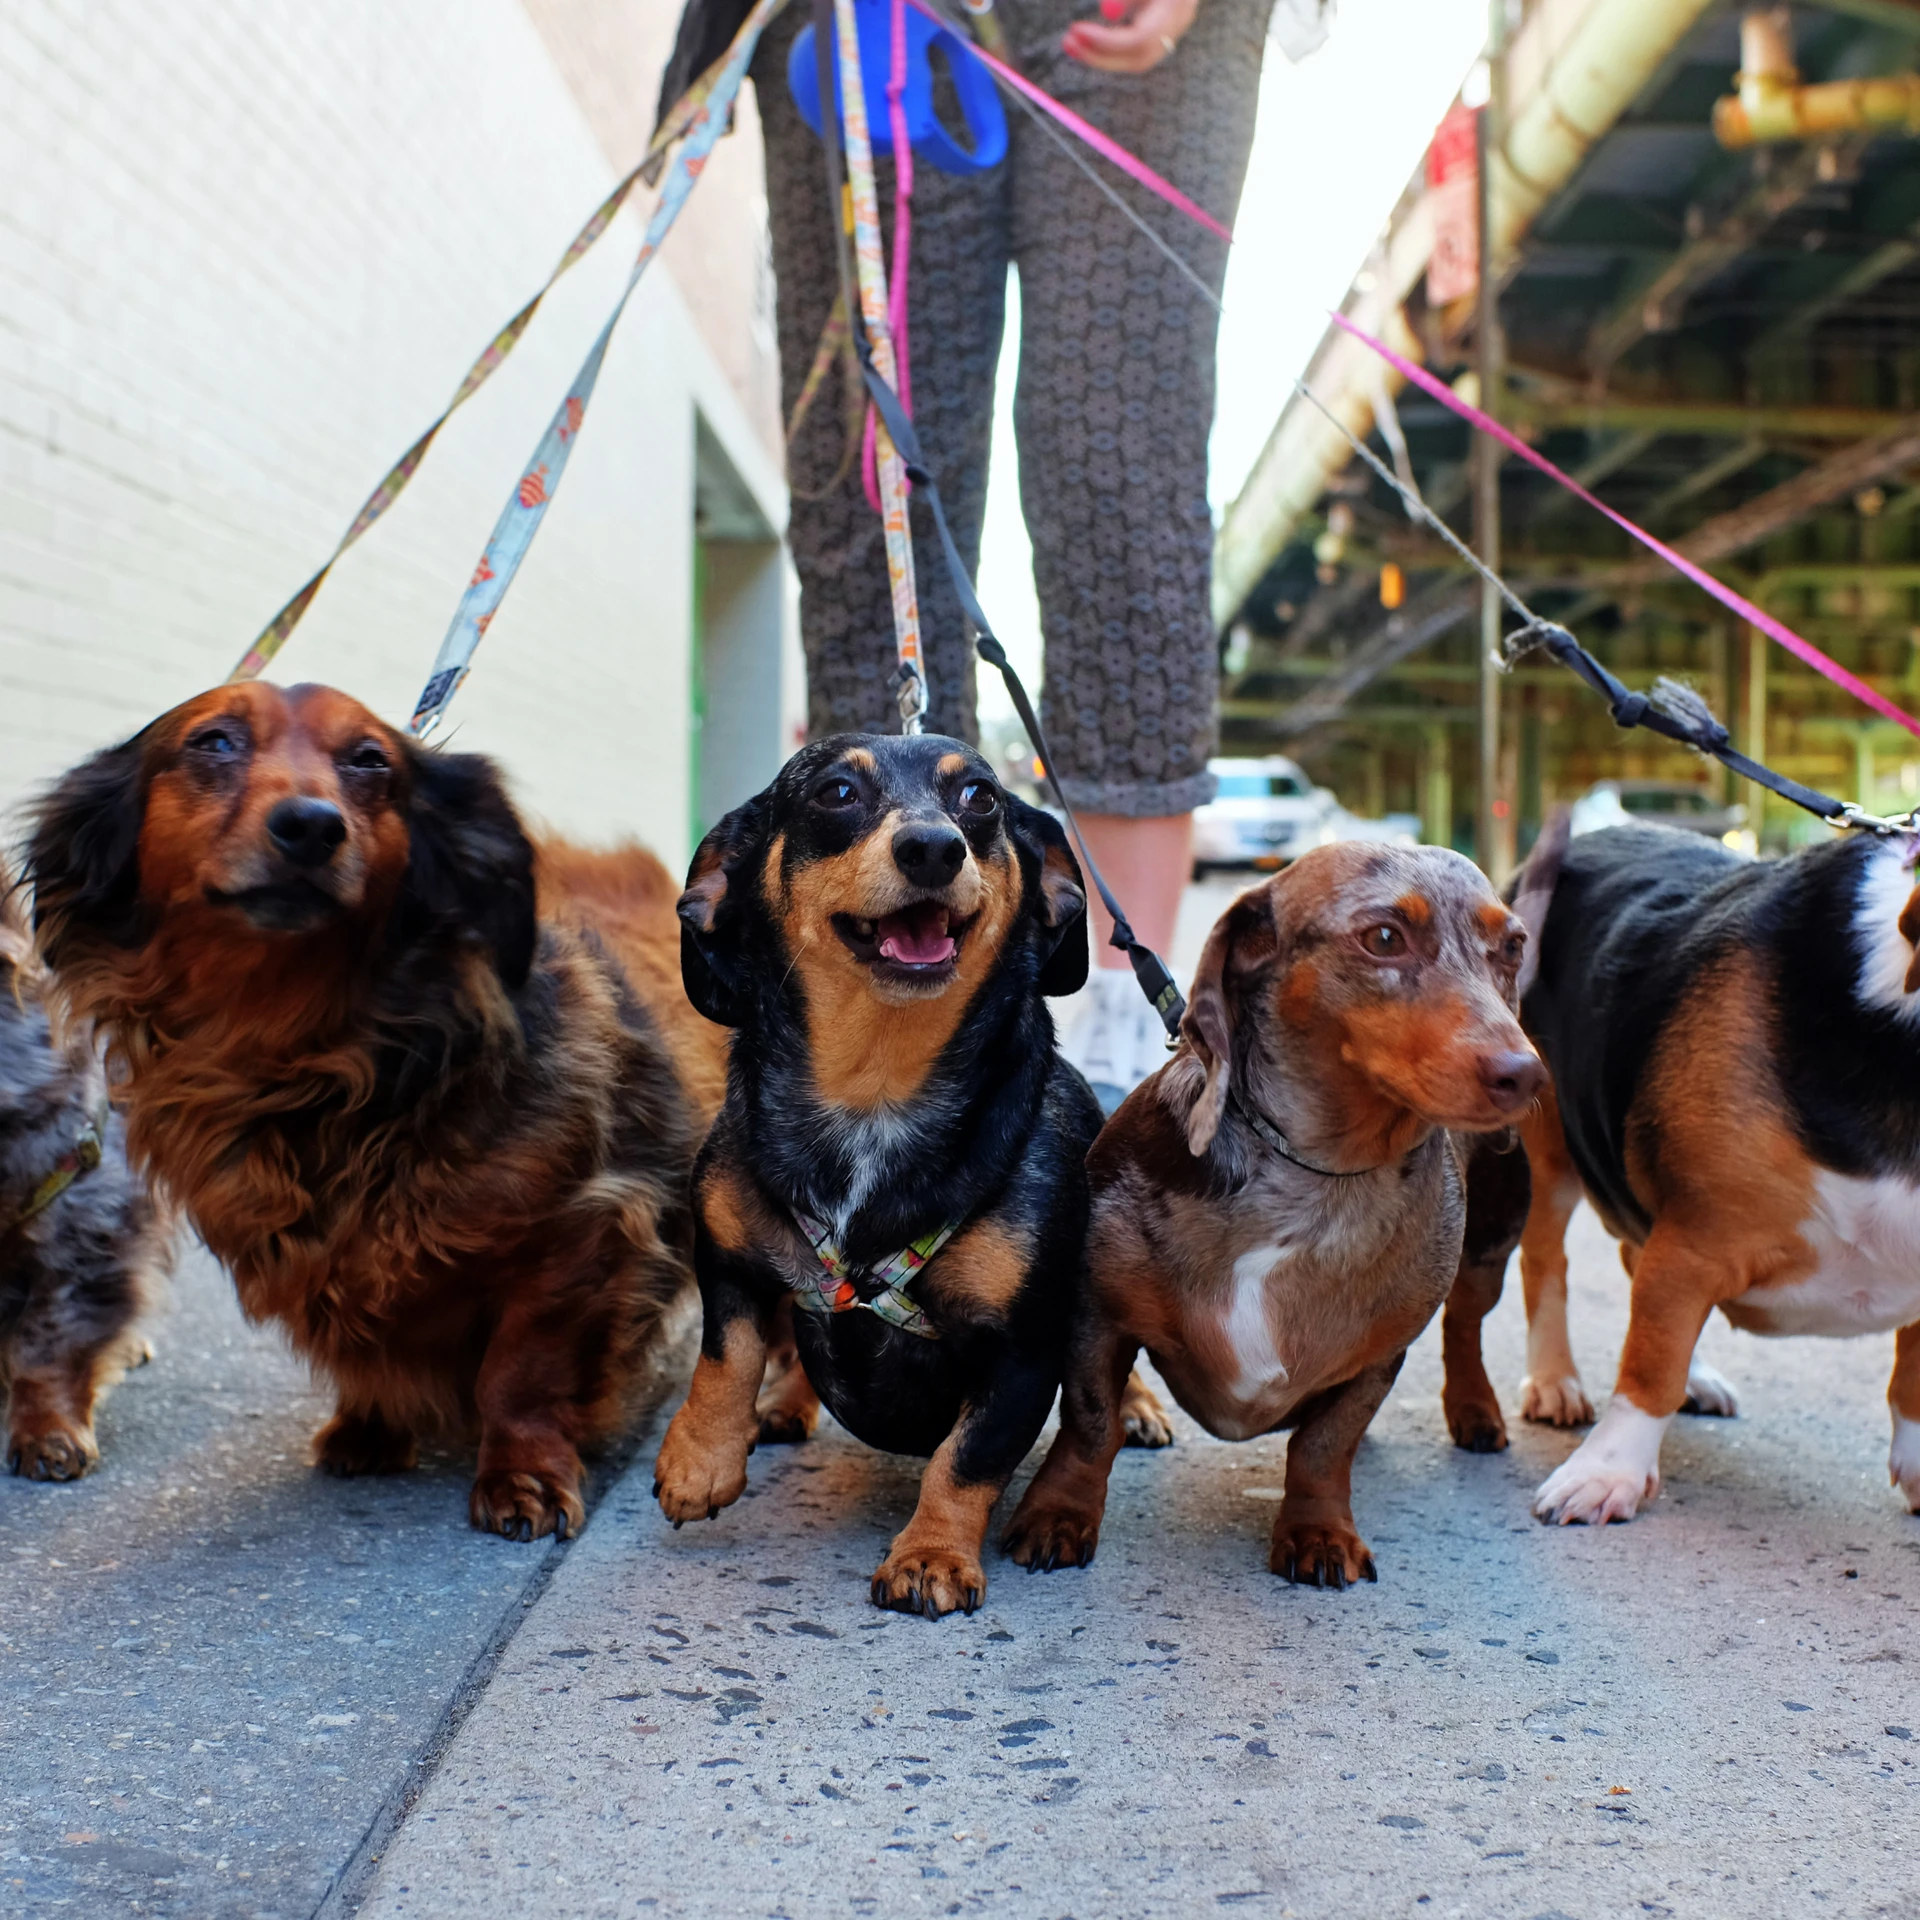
[1478,1047,1547,1115]
[266,796,347,869]
[891,821,967,887]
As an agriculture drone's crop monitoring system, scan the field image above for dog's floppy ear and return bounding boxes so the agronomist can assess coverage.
[1006,796,1088,997]
[25,731,152,966]
[679,797,768,1027]
[396,747,537,989]
[1179,888,1275,1156]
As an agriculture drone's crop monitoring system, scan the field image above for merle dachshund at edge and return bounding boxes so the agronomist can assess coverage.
[654,732,1167,1616]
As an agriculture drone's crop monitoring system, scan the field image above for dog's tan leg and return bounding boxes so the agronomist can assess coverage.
[871,1425,1000,1617]
[754,1296,821,1446]
[1442,1262,1507,1454]
[1532,1224,1723,1526]
[1118,1367,1173,1448]
[5,1351,109,1482]
[1516,1089,1593,1427]
[654,1314,766,1526]
[1889,1323,1920,1512]
[1271,1356,1403,1587]
[1442,1132,1531,1452]
[1002,1321,1137,1571]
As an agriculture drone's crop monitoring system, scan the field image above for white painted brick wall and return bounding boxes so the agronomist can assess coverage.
[0,0,794,866]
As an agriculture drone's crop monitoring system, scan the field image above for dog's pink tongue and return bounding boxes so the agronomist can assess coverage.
[878,905,955,966]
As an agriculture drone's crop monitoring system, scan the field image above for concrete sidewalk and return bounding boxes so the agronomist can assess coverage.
[0,1246,687,1920]
[344,1203,1920,1920]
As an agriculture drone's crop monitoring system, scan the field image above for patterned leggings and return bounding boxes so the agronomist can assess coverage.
[751,0,1267,816]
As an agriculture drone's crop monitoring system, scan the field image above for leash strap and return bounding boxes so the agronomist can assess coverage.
[831,0,930,732]
[228,30,765,685]
[1294,368,1920,840]
[408,0,786,737]
[790,1206,952,1338]
[4,1109,105,1238]
[854,342,1187,1032]
[1330,311,1920,743]
[907,0,1231,243]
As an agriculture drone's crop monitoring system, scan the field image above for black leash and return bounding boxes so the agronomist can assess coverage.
[1296,379,1920,842]
[854,342,1187,1033]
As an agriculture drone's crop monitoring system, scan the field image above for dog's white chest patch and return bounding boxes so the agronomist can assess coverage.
[1743,1170,1920,1335]
[1219,1246,1293,1408]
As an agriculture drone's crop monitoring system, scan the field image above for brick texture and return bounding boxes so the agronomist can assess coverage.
[0,0,792,863]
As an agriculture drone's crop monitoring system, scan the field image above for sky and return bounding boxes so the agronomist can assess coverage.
[974,0,1491,723]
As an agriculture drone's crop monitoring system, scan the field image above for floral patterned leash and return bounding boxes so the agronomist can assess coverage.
[403,0,788,737]
[227,22,770,687]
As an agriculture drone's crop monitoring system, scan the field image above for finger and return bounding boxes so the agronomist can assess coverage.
[1062,21,1168,71]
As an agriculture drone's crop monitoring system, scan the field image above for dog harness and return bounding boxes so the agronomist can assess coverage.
[2,1105,106,1238]
[789,1207,957,1340]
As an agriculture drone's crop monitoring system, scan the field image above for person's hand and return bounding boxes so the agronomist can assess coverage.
[1062,0,1200,72]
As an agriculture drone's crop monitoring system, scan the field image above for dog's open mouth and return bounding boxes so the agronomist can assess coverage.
[832,901,971,975]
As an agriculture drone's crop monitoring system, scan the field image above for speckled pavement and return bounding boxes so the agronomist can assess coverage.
[352,1198,1920,1920]
[0,1245,689,1920]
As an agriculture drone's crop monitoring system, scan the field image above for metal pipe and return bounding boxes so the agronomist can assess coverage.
[1214,0,1718,628]
[1715,8,1920,148]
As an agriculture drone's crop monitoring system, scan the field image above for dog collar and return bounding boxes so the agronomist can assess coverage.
[3,1105,107,1237]
[789,1207,957,1340]
[1229,1092,1377,1180]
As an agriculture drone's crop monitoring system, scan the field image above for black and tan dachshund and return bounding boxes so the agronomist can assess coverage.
[654,731,1135,1616]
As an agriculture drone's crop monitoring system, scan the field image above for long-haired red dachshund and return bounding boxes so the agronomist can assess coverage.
[25,681,726,1539]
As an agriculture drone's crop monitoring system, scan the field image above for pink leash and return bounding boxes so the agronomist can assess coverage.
[910,0,1232,243]
[1331,312,1920,741]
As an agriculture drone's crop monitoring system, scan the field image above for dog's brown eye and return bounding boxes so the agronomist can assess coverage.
[1500,932,1525,966]
[958,780,998,816]
[813,777,859,810]
[1361,924,1405,958]
[188,726,241,758]
[345,742,390,774]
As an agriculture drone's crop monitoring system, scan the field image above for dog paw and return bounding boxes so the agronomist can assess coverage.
[870,1542,986,1617]
[312,1410,417,1477]
[1269,1513,1375,1589]
[7,1423,99,1482]
[1519,1373,1594,1427]
[1444,1390,1509,1453]
[652,1411,750,1527]
[1002,1500,1101,1572]
[1118,1371,1174,1449]
[1682,1361,1740,1418]
[1532,1453,1655,1526]
[1891,1416,1920,1513]
[755,1405,815,1446]
[470,1468,583,1543]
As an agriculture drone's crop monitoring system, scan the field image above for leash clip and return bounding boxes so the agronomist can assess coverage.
[889,658,929,734]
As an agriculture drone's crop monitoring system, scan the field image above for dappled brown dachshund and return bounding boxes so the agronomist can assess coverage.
[1,885,172,1480]
[25,682,725,1539]
[1004,842,1543,1588]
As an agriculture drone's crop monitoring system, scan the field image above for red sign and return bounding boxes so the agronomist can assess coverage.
[1426,102,1480,308]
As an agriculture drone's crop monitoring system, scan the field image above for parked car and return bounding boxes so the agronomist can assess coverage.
[1568,779,1746,841]
[1192,757,1348,874]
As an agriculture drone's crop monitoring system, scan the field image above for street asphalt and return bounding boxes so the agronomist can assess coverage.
[7,878,1920,1919]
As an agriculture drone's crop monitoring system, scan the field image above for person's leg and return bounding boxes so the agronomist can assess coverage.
[752,14,1010,741]
[1003,0,1266,1094]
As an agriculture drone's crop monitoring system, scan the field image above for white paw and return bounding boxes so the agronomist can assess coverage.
[1891,1415,1920,1514]
[1519,1372,1594,1427]
[1532,1399,1670,1527]
[1682,1360,1740,1419]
